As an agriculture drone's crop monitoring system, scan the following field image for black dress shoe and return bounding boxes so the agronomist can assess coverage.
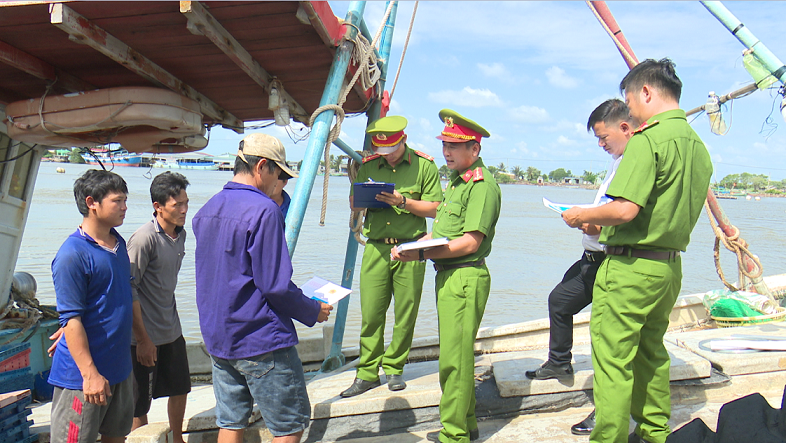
[571,410,595,435]
[340,378,381,398]
[426,428,480,442]
[387,374,406,391]
[524,361,574,380]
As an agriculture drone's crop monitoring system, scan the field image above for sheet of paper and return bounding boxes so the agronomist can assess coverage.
[301,277,351,305]
[542,197,597,214]
[709,339,786,352]
[395,237,449,253]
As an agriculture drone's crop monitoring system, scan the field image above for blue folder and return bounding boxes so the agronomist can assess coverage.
[353,182,395,208]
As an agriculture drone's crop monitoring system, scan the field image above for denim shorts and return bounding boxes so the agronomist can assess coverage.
[211,346,311,436]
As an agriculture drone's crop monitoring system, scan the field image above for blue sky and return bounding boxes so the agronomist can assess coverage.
[200,1,786,182]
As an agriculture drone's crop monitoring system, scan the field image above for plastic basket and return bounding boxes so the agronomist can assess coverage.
[0,369,33,395]
[0,393,32,422]
[711,306,786,328]
[0,343,31,363]
[0,349,31,373]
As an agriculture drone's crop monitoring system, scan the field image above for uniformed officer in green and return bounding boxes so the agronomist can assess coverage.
[340,115,442,398]
[393,110,501,443]
[563,59,712,443]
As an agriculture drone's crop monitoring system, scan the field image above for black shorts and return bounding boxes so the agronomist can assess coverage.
[131,335,192,417]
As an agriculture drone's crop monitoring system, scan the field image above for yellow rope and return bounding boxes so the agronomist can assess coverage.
[703,200,766,293]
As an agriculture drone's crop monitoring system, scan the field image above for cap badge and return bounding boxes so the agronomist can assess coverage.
[377,133,388,141]
[445,117,454,128]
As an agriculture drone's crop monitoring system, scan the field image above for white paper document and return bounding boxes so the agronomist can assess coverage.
[301,277,351,305]
[709,339,786,352]
[395,237,449,253]
[542,197,597,214]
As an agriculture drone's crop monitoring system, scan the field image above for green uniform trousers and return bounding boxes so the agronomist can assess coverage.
[435,265,490,443]
[590,254,682,443]
[356,242,426,381]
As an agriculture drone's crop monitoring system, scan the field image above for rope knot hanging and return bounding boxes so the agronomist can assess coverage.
[704,201,766,294]
[311,2,396,227]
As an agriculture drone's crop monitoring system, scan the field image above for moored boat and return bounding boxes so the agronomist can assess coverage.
[81,149,142,167]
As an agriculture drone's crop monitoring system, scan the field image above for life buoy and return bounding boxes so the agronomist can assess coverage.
[5,87,207,153]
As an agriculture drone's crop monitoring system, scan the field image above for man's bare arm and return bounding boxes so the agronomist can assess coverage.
[63,317,111,405]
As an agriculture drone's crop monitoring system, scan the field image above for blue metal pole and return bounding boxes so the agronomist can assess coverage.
[333,138,363,163]
[319,2,400,373]
[285,1,367,254]
[702,1,786,84]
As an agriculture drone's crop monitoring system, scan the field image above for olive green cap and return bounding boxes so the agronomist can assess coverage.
[366,115,408,147]
[437,109,490,143]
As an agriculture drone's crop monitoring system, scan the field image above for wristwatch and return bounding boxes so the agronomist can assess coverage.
[418,248,426,263]
[397,196,407,209]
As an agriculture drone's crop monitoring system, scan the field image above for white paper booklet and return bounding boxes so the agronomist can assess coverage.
[301,277,351,305]
[395,237,449,253]
[542,197,598,214]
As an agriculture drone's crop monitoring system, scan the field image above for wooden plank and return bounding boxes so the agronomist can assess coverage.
[49,2,243,132]
[180,1,309,124]
[0,39,95,92]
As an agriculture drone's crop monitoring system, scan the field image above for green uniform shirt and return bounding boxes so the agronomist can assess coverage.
[351,145,442,240]
[432,158,501,264]
[601,109,713,251]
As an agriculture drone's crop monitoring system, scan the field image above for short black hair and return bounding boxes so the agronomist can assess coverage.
[587,99,632,131]
[151,171,189,207]
[233,154,278,176]
[73,169,128,216]
[619,58,682,102]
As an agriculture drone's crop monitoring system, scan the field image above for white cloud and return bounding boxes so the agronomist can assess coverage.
[427,86,503,107]
[418,118,433,132]
[546,66,580,89]
[389,98,403,113]
[557,135,578,146]
[509,105,550,124]
[477,62,511,80]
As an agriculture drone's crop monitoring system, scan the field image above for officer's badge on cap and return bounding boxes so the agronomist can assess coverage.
[436,109,490,143]
[366,115,407,155]
[238,133,298,178]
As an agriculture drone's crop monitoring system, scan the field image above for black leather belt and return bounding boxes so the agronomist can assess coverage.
[367,236,422,245]
[583,250,606,263]
[433,258,485,272]
[605,246,680,260]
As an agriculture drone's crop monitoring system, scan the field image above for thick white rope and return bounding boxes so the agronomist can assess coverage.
[313,2,395,226]
[390,1,418,100]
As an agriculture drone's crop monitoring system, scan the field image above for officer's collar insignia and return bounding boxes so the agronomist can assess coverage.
[634,120,660,134]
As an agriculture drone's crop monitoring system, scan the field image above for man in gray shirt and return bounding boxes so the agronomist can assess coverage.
[128,172,191,443]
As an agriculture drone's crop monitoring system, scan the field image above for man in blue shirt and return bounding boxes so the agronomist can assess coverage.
[193,133,332,443]
[49,169,134,443]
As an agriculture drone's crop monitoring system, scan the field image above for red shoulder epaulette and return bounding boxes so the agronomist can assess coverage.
[363,154,381,163]
[414,150,434,161]
[634,120,659,134]
[472,167,484,182]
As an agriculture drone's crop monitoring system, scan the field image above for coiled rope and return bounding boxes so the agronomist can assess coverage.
[312,2,395,227]
[703,200,766,293]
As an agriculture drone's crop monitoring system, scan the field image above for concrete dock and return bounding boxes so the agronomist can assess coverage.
[28,323,786,442]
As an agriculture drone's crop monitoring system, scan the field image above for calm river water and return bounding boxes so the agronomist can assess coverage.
[16,163,786,343]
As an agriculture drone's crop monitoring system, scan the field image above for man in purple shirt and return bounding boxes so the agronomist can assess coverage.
[193,133,332,443]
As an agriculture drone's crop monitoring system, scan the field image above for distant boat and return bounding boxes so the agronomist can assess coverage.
[152,158,218,170]
[82,149,142,167]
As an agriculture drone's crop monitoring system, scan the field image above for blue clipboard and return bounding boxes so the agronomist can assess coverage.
[353,182,395,208]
